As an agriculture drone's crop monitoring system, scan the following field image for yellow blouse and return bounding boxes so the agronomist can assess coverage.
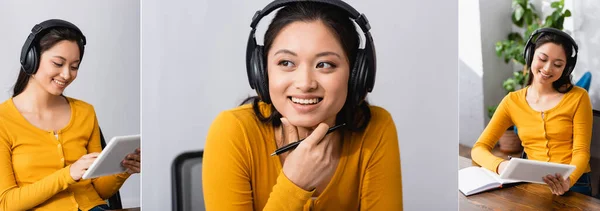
[203,103,403,210]
[0,97,130,211]
[472,86,593,187]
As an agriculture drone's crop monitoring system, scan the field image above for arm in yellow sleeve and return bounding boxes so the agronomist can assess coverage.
[568,92,592,187]
[360,115,403,210]
[203,111,313,211]
[0,122,77,210]
[87,111,130,199]
[471,95,514,173]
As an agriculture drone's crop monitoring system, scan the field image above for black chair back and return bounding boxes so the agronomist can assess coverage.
[172,150,204,211]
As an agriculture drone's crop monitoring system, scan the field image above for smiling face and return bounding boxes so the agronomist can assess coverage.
[30,40,80,96]
[266,20,350,128]
[530,42,567,86]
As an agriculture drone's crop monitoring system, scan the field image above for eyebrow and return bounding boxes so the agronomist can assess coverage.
[52,56,80,64]
[273,49,341,59]
[539,53,565,63]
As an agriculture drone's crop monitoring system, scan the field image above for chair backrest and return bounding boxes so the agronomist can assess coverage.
[99,127,123,210]
[575,71,592,91]
[172,150,204,211]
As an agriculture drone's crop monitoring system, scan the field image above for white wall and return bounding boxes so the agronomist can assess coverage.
[142,0,457,210]
[459,0,485,147]
[0,0,140,208]
[459,0,512,147]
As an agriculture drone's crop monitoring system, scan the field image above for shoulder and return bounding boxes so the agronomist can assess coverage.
[367,105,394,126]
[356,105,396,141]
[67,96,96,112]
[567,86,588,98]
[0,99,13,116]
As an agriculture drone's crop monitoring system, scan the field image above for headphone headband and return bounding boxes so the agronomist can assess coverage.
[524,27,578,59]
[246,0,376,104]
[20,19,86,66]
[250,0,370,32]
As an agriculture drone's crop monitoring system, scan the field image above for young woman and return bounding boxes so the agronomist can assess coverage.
[472,28,593,196]
[0,19,141,211]
[203,1,402,210]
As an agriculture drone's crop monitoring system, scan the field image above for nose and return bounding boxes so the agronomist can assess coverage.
[542,61,552,72]
[294,64,318,92]
[59,66,72,81]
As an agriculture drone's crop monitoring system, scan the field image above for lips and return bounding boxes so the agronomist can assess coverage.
[52,79,67,88]
[539,70,552,79]
[289,96,323,105]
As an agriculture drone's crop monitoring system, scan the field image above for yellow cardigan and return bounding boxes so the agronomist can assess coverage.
[202,103,403,210]
[0,97,130,211]
[472,86,592,187]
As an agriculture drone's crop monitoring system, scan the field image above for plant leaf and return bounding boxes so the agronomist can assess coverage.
[515,4,525,21]
[565,10,571,17]
[551,1,560,8]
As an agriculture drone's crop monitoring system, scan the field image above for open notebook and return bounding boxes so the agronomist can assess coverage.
[459,166,521,196]
[459,158,576,196]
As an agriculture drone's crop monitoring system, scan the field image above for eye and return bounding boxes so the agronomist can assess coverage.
[71,66,79,71]
[277,60,295,68]
[316,62,337,69]
[553,63,563,68]
[52,62,63,67]
[538,56,547,62]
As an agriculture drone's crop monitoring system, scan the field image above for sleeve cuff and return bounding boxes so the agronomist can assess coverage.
[276,171,314,202]
[62,166,77,185]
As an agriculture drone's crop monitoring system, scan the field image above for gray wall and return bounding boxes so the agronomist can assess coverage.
[0,0,141,208]
[142,0,457,210]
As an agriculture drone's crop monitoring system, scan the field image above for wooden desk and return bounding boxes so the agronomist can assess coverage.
[108,208,140,211]
[459,156,600,210]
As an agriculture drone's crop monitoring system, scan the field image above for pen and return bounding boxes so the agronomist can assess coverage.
[270,123,346,156]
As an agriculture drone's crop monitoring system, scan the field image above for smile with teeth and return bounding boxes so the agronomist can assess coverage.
[539,70,552,78]
[289,97,323,105]
[53,79,66,86]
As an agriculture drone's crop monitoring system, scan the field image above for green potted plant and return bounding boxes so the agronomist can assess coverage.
[489,0,571,153]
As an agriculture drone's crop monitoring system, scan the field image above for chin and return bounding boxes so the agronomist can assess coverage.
[286,116,322,128]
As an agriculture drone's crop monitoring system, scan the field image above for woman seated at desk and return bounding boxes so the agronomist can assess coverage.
[471,28,593,196]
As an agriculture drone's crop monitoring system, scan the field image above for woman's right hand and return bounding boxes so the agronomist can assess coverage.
[69,152,100,181]
[497,160,509,174]
[280,118,337,191]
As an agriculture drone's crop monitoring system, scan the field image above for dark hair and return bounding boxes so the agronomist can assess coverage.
[12,27,85,97]
[526,33,575,93]
[241,2,371,131]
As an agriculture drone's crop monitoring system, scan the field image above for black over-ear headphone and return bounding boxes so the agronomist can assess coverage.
[246,0,376,105]
[20,19,86,75]
[523,27,578,76]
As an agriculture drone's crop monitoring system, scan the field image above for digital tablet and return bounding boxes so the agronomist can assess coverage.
[499,158,576,184]
[82,134,140,179]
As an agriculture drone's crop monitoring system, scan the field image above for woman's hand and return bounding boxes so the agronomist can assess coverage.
[280,118,338,191]
[122,148,141,174]
[543,173,570,195]
[70,153,100,181]
[497,160,509,174]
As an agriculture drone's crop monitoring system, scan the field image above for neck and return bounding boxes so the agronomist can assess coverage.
[529,82,556,96]
[15,80,65,112]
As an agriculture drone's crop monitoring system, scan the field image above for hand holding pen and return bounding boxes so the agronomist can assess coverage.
[277,118,345,191]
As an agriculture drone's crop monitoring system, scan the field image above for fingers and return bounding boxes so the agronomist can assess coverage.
[544,175,557,195]
[303,123,329,146]
[280,118,299,144]
[126,153,141,162]
[544,174,568,195]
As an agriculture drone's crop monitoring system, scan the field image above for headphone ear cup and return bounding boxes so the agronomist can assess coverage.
[22,46,39,75]
[253,46,271,104]
[350,50,368,105]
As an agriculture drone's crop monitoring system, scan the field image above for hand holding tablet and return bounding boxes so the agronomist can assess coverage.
[82,134,141,180]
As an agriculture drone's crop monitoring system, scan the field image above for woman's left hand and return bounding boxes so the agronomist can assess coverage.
[543,173,570,195]
[122,148,141,174]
